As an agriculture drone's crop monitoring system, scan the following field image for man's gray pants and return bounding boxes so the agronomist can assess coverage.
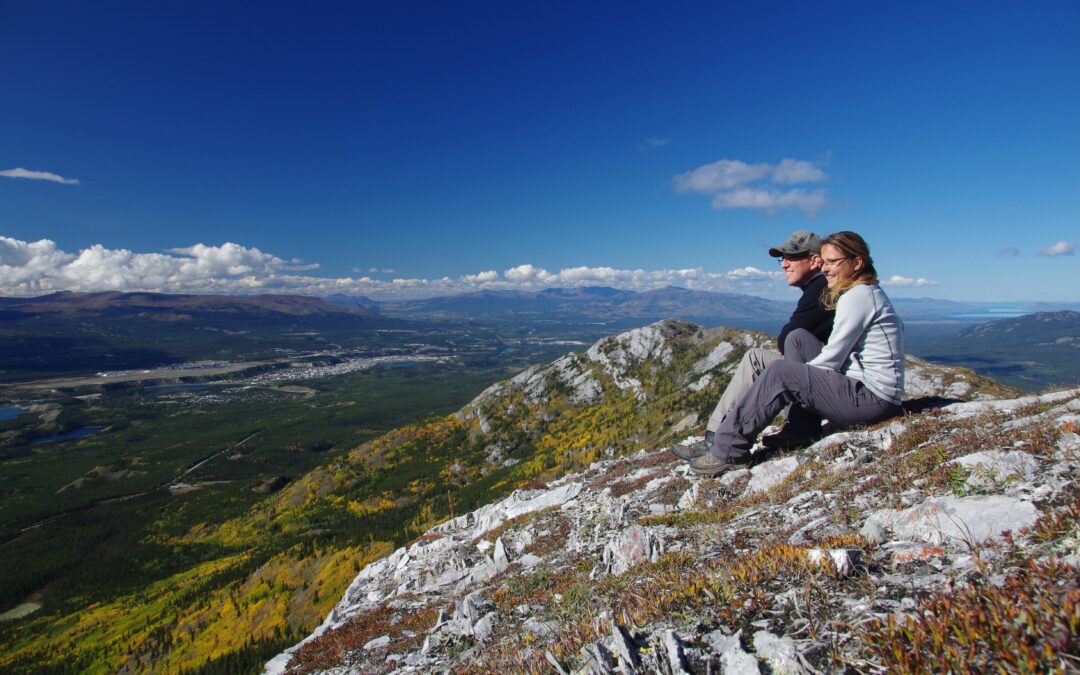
[705,347,782,433]
[709,329,902,461]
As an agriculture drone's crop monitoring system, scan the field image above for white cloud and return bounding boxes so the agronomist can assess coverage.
[674,157,828,217]
[462,270,499,283]
[884,275,940,288]
[673,160,770,192]
[710,187,827,217]
[0,167,81,185]
[1039,241,1076,257]
[0,237,77,289]
[639,137,669,151]
[723,266,781,281]
[770,158,827,185]
[0,238,300,295]
[555,266,629,283]
[504,263,555,283]
[0,236,800,300]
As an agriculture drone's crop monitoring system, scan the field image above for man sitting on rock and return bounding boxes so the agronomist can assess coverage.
[670,230,834,461]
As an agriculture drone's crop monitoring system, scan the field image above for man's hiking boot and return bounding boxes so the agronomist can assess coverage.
[688,452,749,477]
[668,431,714,462]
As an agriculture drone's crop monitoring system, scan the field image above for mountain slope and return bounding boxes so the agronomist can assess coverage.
[253,320,1030,674]
[269,384,1080,674]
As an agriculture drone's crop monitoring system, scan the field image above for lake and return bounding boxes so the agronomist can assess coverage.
[33,427,104,445]
[0,406,27,421]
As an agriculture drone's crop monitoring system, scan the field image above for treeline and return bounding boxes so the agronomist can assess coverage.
[179,627,306,675]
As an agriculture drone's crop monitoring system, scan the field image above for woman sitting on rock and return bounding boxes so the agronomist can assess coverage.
[689,231,905,476]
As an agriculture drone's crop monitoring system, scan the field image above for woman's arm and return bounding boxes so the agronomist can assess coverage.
[808,286,875,372]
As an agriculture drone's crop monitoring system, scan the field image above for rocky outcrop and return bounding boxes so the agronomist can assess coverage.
[266,321,1073,674]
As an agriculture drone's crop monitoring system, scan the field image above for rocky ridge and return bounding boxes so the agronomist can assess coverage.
[264,321,1079,673]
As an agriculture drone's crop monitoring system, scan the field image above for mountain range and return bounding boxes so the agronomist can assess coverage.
[0,291,379,319]
[333,286,1080,325]
[352,286,791,328]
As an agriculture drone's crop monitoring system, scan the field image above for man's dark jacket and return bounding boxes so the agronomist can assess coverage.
[777,272,834,354]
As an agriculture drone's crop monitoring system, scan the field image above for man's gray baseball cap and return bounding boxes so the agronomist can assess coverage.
[768,230,821,257]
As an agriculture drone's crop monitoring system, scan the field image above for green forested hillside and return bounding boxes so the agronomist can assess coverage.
[912,311,1080,390]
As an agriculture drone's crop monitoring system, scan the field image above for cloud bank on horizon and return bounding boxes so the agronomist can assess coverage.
[0,236,949,300]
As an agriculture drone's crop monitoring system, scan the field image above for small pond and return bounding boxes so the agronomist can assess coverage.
[33,427,104,445]
[0,406,27,421]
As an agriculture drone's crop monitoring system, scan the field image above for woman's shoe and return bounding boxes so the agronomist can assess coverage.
[688,452,749,477]
[668,431,715,461]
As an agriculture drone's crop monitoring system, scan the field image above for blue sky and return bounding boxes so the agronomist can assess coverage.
[1,1,1078,301]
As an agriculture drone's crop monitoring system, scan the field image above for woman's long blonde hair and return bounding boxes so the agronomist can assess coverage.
[820,231,878,310]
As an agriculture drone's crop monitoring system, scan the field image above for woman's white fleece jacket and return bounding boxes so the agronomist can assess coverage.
[808,284,905,405]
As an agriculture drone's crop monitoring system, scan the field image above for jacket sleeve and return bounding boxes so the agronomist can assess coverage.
[808,286,874,372]
[777,275,831,353]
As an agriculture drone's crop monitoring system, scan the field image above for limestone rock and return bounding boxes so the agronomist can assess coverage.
[600,525,664,575]
[362,634,390,651]
[493,537,510,572]
[752,631,804,674]
[743,456,799,495]
[952,450,1038,487]
[660,629,690,674]
[608,623,640,673]
[866,495,1039,547]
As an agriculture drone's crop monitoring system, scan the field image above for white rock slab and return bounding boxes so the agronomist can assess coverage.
[702,629,741,654]
[473,611,497,642]
[601,525,664,575]
[722,648,762,675]
[363,634,391,650]
[815,422,906,453]
[752,631,803,674]
[1057,432,1080,459]
[866,495,1039,547]
[660,629,690,674]
[433,482,583,540]
[689,374,712,392]
[952,450,1038,487]
[743,457,799,495]
[493,537,510,572]
[720,468,752,486]
[694,341,735,374]
[944,389,1078,420]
